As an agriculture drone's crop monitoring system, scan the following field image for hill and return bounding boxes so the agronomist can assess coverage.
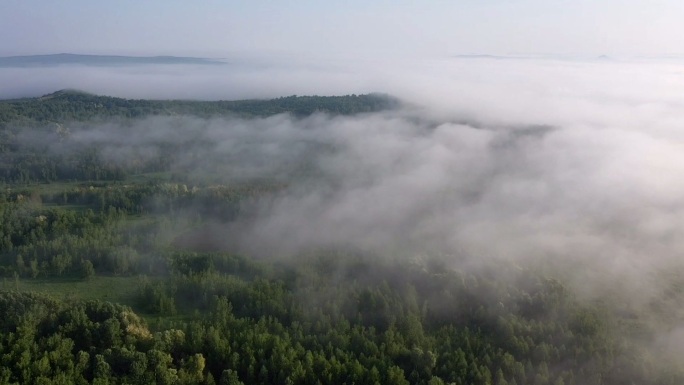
[0,90,400,124]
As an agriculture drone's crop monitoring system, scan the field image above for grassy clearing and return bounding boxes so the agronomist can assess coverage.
[7,180,94,195]
[32,181,87,195]
[1,275,140,307]
[6,172,171,196]
[42,203,91,212]
[0,275,190,327]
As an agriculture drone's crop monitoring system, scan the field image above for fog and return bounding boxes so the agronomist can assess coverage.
[7,56,684,309]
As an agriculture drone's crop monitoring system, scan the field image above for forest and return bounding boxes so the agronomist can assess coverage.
[0,91,683,385]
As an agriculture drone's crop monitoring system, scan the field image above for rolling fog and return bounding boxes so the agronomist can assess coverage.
[6,56,684,308]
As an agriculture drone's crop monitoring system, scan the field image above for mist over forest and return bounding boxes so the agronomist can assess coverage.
[2,55,684,384]
[6,56,683,290]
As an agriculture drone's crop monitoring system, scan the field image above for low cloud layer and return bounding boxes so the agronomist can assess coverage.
[7,56,684,306]
[222,110,684,302]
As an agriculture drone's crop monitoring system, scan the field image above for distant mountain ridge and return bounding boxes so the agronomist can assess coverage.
[0,53,227,67]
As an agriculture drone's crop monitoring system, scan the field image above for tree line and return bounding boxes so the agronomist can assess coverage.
[0,90,399,126]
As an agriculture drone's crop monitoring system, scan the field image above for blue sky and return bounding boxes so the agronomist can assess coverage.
[1,0,683,57]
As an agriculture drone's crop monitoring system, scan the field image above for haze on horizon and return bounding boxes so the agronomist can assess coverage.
[2,1,684,103]
[2,0,684,102]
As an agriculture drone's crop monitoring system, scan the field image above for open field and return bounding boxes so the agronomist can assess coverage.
[3,275,140,305]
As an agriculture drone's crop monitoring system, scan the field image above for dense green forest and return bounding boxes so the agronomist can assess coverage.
[0,91,682,384]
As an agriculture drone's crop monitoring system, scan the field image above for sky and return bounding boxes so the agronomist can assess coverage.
[2,0,684,58]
